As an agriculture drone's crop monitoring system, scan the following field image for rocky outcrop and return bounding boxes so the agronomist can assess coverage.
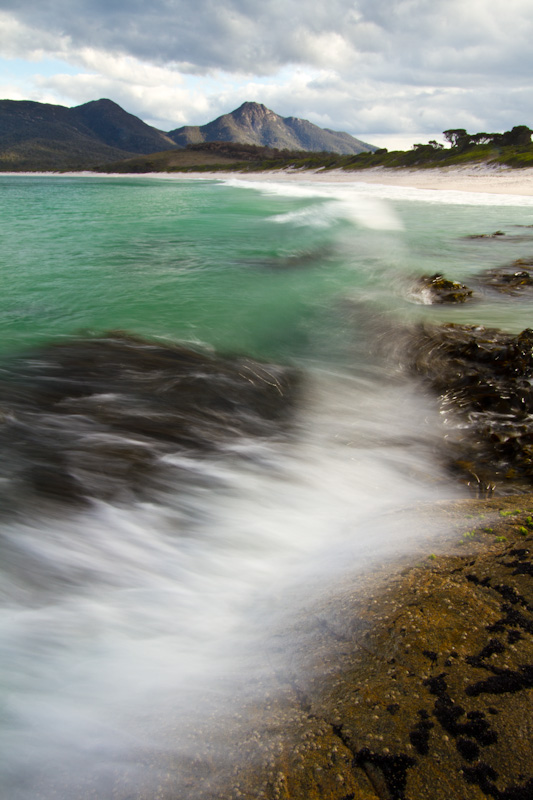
[391,323,533,494]
[274,503,533,800]
[409,274,473,304]
[466,231,506,239]
[475,259,533,295]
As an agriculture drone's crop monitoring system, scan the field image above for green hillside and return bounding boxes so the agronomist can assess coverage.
[94,129,533,174]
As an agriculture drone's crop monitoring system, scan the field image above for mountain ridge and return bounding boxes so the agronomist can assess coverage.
[70,99,177,153]
[0,98,178,170]
[168,102,375,154]
[0,98,376,171]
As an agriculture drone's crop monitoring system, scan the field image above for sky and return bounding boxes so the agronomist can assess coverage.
[1,0,532,150]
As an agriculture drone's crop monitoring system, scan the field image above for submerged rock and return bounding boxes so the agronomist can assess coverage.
[410,273,473,304]
[466,230,506,239]
[0,332,301,509]
[475,258,533,295]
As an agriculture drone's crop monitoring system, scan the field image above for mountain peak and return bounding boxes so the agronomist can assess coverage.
[236,101,268,112]
[234,101,271,114]
[168,102,376,155]
[70,98,177,154]
[76,98,122,111]
[231,102,280,125]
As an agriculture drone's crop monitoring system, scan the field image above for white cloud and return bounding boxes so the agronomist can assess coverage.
[0,11,69,60]
[36,69,210,129]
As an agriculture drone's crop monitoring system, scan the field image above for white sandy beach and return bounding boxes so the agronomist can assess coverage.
[10,165,533,198]
[187,164,533,197]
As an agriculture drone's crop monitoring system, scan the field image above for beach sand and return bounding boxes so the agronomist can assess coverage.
[186,164,533,196]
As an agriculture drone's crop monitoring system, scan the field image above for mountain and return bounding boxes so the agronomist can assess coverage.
[168,102,376,155]
[0,98,177,171]
[0,98,376,171]
[69,99,177,154]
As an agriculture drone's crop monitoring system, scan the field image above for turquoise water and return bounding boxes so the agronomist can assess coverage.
[1,173,533,799]
[3,174,533,360]
[2,175,359,358]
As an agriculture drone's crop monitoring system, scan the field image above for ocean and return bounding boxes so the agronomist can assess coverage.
[1,173,533,798]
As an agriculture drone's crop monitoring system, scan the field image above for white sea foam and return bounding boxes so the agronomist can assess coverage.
[221,173,533,207]
[224,177,403,230]
[0,366,457,799]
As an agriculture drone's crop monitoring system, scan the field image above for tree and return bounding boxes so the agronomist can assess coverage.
[470,132,494,145]
[500,125,533,146]
[443,128,471,148]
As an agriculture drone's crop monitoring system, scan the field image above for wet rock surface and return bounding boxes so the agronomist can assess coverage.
[187,313,533,800]
[148,499,533,800]
[409,274,473,305]
[397,323,533,493]
[283,502,533,800]
[466,231,507,240]
[0,332,300,510]
[474,259,533,295]
[183,315,533,800]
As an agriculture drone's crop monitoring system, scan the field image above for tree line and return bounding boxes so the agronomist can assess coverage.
[436,125,532,150]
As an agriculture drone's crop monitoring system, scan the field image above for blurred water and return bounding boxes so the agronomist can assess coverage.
[1,174,533,797]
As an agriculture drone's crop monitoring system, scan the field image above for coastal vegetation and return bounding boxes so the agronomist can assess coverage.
[94,125,533,174]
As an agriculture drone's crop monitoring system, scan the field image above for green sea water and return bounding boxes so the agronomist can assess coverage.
[2,173,533,362]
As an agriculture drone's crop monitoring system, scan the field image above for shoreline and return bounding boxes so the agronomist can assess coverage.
[184,164,533,196]
[5,164,533,196]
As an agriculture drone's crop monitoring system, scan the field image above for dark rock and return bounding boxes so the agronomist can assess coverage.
[410,273,473,304]
[409,710,434,755]
[466,665,533,697]
[398,323,533,492]
[467,230,506,239]
[456,737,480,761]
[475,259,533,295]
[354,748,416,800]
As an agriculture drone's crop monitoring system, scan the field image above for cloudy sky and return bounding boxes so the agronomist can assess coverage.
[1,0,532,149]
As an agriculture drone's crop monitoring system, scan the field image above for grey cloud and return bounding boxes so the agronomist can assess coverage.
[3,0,533,80]
[0,0,351,72]
[3,0,533,137]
